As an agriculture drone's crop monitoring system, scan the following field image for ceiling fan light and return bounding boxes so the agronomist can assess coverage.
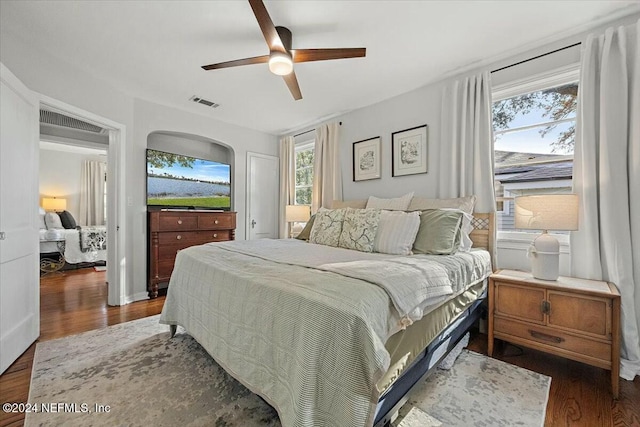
[269,52,293,76]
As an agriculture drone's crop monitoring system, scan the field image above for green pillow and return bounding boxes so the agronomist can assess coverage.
[412,209,464,255]
[295,214,315,241]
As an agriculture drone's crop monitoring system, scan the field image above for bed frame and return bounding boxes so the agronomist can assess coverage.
[373,212,495,426]
[168,211,495,426]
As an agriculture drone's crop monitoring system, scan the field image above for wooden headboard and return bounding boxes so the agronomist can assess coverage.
[470,212,495,270]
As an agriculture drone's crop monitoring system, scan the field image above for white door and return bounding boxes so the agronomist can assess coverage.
[246,152,279,239]
[0,63,40,374]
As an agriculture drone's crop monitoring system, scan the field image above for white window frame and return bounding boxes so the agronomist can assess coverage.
[294,140,314,206]
[492,63,580,247]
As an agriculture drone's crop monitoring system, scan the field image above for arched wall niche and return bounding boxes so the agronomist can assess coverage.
[146,130,235,208]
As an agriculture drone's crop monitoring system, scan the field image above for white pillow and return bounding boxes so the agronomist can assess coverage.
[309,208,346,247]
[44,212,63,229]
[373,210,420,255]
[338,208,381,252]
[39,207,46,230]
[366,192,414,211]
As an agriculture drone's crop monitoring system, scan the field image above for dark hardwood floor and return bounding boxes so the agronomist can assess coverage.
[0,269,638,426]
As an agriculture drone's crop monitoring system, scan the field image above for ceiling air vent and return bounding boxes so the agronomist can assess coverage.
[190,95,219,108]
[40,109,106,134]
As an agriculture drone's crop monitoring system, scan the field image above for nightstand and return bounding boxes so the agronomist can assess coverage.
[40,238,66,275]
[488,269,620,398]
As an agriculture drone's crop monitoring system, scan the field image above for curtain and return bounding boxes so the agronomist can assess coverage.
[79,160,106,226]
[438,71,496,214]
[279,135,295,238]
[571,19,640,381]
[311,122,342,213]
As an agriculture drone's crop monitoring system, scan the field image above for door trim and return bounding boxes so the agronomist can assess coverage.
[245,152,279,240]
[38,94,127,306]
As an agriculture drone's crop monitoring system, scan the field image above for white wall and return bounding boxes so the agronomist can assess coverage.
[39,148,106,221]
[1,32,277,303]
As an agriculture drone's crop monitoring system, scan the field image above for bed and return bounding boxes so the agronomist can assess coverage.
[39,226,107,264]
[160,196,494,427]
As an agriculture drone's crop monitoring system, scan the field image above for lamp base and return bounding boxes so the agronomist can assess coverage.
[528,231,560,281]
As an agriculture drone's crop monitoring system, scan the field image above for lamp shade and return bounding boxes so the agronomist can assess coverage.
[515,194,578,231]
[42,197,67,212]
[285,205,310,222]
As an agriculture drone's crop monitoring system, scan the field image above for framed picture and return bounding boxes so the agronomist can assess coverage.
[353,137,381,181]
[392,124,428,177]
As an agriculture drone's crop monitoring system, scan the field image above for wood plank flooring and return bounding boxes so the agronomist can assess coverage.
[1,269,638,426]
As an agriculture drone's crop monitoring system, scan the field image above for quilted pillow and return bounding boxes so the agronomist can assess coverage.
[58,210,77,229]
[412,209,464,255]
[338,208,381,252]
[373,210,421,255]
[44,212,64,229]
[366,192,414,211]
[309,208,346,247]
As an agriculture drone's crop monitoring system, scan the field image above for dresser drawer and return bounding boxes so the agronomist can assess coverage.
[199,214,234,230]
[494,317,612,363]
[158,215,198,231]
[158,231,204,246]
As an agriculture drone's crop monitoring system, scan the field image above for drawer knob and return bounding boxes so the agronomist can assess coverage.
[213,233,218,238]
[177,219,182,225]
[528,329,564,344]
[214,220,219,224]
[176,235,182,240]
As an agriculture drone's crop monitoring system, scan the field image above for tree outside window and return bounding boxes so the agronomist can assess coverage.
[295,143,314,206]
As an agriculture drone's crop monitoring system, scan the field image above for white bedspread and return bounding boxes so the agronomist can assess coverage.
[160,239,491,427]
[39,227,107,264]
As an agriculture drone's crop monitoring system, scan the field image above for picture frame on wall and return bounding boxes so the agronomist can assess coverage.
[392,124,428,177]
[352,137,381,181]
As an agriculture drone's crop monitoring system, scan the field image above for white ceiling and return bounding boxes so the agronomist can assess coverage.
[1,1,638,135]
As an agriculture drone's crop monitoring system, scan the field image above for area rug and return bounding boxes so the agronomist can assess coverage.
[26,315,550,427]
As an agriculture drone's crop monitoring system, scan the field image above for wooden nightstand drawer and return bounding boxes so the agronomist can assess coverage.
[494,282,545,324]
[494,317,612,364]
[548,291,611,339]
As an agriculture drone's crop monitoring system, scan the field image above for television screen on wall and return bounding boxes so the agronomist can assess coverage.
[146,148,231,210]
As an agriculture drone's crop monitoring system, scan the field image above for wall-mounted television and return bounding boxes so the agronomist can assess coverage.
[146,148,231,210]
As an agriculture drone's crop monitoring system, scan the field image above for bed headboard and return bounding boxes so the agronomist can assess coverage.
[470,212,495,270]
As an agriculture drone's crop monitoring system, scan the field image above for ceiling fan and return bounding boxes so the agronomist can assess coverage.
[201,0,366,100]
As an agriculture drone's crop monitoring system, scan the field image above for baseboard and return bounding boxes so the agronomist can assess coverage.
[124,292,150,305]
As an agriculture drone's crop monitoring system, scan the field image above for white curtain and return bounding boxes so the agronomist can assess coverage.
[311,122,342,213]
[279,135,295,238]
[438,71,496,214]
[79,160,106,226]
[571,19,640,381]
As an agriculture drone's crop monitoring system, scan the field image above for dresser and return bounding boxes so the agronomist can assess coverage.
[488,269,620,398]
[148,209,236,298]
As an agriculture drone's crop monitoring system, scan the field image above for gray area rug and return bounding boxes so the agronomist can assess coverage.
[26,315,550,427]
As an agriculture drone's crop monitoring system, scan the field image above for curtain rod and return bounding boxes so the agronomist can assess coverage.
[491,42,581,74]
[293,121,342,138]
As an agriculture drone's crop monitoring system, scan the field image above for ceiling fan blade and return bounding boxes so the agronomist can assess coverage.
[291,48,366,63]
[202,55,270,71]
[248,0,286,53]
[282,71,302,100]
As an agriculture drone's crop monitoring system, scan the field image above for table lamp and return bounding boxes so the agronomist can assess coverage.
[285,205,310,238]
[42,197,67,212]
[514,194,578,280]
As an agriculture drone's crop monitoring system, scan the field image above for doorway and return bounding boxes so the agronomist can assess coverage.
[39,95,126,306]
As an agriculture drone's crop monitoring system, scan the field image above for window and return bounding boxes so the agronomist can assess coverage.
[492,67,579,234]
[294,141,314,206]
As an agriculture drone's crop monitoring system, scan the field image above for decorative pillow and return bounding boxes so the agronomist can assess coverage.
[407,195,476,215]
[338,208,381,252]
[309,208,346,247]
[44,212,64,229]
[373,210,421,255]
[39,207,46,230]
[412,209,464,255]
[58,210,77,229]
[331,199,367,209]
[294,214,316,241]
[366,192,414,211]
